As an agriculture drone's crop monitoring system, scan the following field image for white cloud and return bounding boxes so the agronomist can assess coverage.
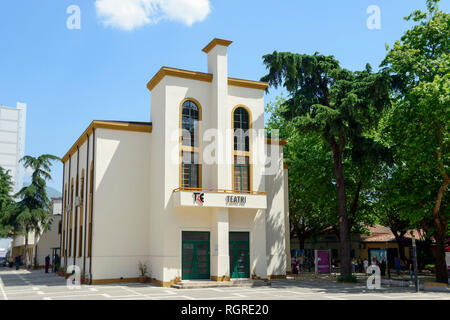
[95,0,211,31]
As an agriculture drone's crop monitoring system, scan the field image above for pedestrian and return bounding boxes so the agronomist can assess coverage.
[407,259,414,281]
[291,257,297,275]
[45,255,50,273]
[363,258,369,273]
[54,254,60,273]
[299,255,304,273]
[394,256,401,276]
[351,258,357,273]
[380,258,386,277]
[15,256,20,270]
[357,257,363,273]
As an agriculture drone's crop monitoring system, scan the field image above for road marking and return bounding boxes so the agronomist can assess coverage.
[0,277,8,300]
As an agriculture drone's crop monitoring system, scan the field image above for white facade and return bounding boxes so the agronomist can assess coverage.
[60,39,290,286]
[0,102,27,193]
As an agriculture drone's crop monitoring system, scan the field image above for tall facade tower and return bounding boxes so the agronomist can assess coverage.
[0,102,27,194]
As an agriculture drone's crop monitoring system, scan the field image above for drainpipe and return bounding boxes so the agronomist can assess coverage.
[59,162,65,262]
[88,128,96,284]
[82,134,90,276]
[65,156,71,268]
[73,146,79,267]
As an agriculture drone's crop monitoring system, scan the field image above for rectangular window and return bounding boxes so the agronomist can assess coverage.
[181,152,199,188]
[233,156,250,192]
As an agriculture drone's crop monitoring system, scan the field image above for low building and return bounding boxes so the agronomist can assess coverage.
[59,39,290,286]
[9,198,62,268]
[35,198,62,267]
[291,225,423,264]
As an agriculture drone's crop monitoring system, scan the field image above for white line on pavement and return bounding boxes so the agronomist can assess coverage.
[0,277,8,300]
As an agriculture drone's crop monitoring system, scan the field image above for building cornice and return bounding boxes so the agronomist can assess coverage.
[228,77,269,90]
[266,137,288,146]
[147,67,213,91]
[147,67,269,91]
[202,38,233,53]
[62,121,152,163]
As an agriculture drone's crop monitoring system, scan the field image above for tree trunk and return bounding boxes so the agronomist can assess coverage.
[24,229,29,269]
[432,173,449,283]
[299,236,305,250]
[394,234,406,260]
[330,134,352,277]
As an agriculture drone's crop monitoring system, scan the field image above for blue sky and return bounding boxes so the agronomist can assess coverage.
[0,0,448,192]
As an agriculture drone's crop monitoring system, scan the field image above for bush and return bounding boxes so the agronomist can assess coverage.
[337,275,358,283]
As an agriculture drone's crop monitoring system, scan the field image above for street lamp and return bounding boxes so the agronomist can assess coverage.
[411,231,419,293]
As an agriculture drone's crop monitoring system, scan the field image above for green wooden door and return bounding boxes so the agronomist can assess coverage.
[229,232,250,279]
[182,231,210,280]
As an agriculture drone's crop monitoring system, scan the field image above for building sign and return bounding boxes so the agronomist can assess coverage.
[315,250,331,274]
[193,192,205,206]
[177,190,265,209]
[225,195,247,206]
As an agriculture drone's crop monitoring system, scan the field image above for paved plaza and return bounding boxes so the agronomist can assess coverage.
[0,268,448,300]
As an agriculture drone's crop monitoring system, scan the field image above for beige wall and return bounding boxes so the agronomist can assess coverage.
[36,215,61,266]
[90,128,151,280]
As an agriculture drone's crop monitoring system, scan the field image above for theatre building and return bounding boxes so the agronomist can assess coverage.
[60,39,290,286]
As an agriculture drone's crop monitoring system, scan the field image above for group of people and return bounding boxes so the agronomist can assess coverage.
[8,253,61,274]
[394,256,414,280]
[291,255,315,274]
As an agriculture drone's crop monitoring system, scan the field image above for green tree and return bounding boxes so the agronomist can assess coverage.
[4,154,59,267]
[0,166,15,237]
[381,0,449,282]
[266,97,336,248]
[262,54,390,277]
[0,166,14,213]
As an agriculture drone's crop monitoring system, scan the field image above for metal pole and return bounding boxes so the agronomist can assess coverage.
[411,233,419,293]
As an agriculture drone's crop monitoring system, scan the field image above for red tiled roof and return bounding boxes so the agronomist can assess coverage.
[361,225,423,243]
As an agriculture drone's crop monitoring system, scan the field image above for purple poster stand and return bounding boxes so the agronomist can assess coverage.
[315,250,331,274]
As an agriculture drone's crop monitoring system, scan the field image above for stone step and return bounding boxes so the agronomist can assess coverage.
[171,280,271,289]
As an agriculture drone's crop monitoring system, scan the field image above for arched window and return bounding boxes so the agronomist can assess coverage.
[180,99,202,189]
[232,106,251,192]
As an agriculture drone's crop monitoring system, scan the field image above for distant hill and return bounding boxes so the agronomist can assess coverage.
[46,186,62,198]
[22,183,61,198]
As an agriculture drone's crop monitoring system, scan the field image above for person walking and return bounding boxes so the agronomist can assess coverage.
[45,255,50,273]
[54,254,60,273]
[408,259,414,282]
[299,255,304,273]
[357,257,363,273]
[394,256,401,276]
[380,258,386,277]
[15,256,20,270]
[363,258,369,273]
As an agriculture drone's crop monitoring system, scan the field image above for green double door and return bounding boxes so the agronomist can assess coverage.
[229,232,250,279]
[181,231,250,280]
[182,232,210,280]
